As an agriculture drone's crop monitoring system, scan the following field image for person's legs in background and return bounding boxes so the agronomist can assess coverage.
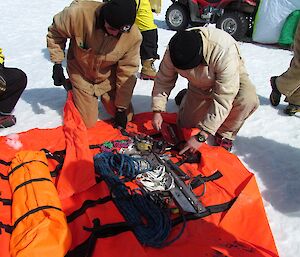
[270,21,300,115]
[0,67,27,128]
[140,29,159,80]
[135,0,159,80]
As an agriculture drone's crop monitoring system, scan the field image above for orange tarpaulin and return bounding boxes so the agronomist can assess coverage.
[58,91,95,199]
[0,108,278,256]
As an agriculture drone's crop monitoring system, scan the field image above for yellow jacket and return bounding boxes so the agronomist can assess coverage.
[135,0,157,32]
[0,48,4,65]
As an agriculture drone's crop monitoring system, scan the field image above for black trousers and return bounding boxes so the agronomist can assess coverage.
[140,29,159,61]
[0,67,27,114]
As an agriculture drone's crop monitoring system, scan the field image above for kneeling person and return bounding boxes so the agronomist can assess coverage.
[152,28,259,152]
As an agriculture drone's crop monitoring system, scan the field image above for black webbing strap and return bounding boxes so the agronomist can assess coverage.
[13,205,62,230]
[1,160,48,180]
[0,198,12,205]
[41,148,66,162]
[0,159,11,166]
[0,198,12,206]
[1,148,66,180]
[0,170,9,180]
[0,205,63,235]
[83,219,132,238]
[0,178,53,205]
[41,148,65,177]
[7,160,48,177]
[65,198,236,257]
[65,219,132,257]
[0,221,13,234]
[13,178,52,193]
[190,170,223,189]
[67,195,113,223]
[50,165,62,177]
[172,198,237,227]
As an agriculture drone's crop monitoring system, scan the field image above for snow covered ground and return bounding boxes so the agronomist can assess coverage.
[0,0,299,256]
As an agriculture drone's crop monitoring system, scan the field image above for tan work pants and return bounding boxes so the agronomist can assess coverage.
[276,22,300,105]
[72,87,134,128]
[178,66,259,140]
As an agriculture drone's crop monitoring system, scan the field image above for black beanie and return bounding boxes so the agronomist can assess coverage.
[102,0,137,31]
[169,30,203,70]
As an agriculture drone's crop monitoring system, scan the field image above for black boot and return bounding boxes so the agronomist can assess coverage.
[175,89,187,106]
[0,114,16,128]
[284,104,300,116]
[269,76,281,106]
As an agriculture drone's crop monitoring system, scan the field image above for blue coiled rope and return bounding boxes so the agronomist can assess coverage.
[94,152,172,248]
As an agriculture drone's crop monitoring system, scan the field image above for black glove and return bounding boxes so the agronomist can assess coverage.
[114,109,127,129]
[52,63,66,86]
[0,64,6,95]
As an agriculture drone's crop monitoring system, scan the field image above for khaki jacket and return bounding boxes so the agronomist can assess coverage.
[152,27,245,134]
[47,1,142,109]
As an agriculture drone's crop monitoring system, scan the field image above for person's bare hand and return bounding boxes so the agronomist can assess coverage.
[152,112,163,131]
[179,135,202,155]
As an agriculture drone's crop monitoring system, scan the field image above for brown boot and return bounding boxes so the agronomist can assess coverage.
[140,59,157,80]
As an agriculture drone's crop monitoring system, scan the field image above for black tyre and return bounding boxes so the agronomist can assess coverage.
[165,3,189,31]
[216,11,248,41]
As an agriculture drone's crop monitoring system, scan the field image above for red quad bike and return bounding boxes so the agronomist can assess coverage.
[165,0,258,40]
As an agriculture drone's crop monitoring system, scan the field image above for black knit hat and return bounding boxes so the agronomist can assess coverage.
[102,0,137,32]
[169,30,203,70]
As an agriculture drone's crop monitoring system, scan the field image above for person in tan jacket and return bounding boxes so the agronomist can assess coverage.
[47,0,142,128]
[270,20,300,116]
[152,28,259,152]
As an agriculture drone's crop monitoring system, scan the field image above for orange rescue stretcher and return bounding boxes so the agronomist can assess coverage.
[0,92,278,257]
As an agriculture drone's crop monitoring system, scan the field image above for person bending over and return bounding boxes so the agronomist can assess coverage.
[152,28,259,152]
[47,0,142,128]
